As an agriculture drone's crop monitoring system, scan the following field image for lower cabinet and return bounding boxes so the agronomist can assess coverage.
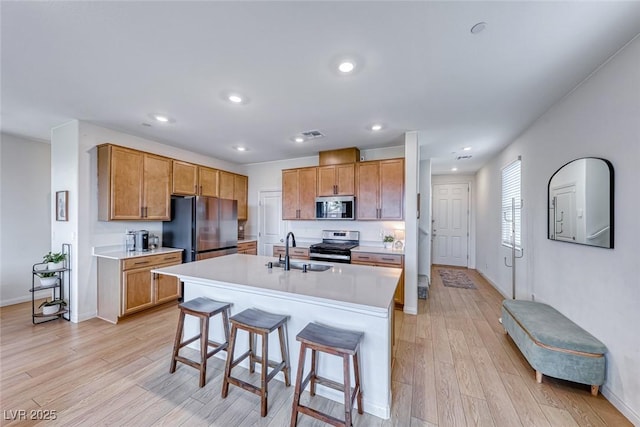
[238,240,257,255]
[272,245,309,260]
[98,251,182,323]
[351,252,404,307]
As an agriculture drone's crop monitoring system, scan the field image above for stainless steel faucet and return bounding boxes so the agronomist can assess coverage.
[284,232,296,271]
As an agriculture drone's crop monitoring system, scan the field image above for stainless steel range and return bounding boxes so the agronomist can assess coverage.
[309,230,360,264]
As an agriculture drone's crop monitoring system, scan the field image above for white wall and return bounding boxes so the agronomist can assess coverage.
[475,36,640,423]
[418,159,432,279]
[0,134,51,306]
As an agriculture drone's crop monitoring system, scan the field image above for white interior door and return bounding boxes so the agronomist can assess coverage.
[258,190,284,256]
[551,184,577,242]
[432,183,469,267]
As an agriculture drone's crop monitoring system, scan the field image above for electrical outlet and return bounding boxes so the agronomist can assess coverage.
[531,293,536,301]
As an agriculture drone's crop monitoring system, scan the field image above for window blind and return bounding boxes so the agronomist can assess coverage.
[502,159,521,248]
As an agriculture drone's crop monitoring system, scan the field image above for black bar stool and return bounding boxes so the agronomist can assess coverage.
[169,297,231,387]
[221,308,291,417]
[291,322,364,427]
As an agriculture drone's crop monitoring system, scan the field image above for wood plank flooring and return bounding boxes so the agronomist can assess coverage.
[0,267,631,426]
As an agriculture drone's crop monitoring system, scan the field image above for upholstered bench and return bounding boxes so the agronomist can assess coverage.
[501,300,607,396]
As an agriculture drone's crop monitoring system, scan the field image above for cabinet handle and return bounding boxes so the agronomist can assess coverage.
[133,261,150,266]
[381,257,395,262]
[141,207,144,217]
[359,256,370,260]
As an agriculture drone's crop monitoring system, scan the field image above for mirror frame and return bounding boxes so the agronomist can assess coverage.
[547,157,614,249]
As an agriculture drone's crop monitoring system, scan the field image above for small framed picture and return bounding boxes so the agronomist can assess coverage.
[56,191,68,221]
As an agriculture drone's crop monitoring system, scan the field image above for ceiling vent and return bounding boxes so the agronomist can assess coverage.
[456,155,473,160]
[301,129,325,139]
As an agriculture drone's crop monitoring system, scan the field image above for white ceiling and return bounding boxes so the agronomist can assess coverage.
[2,2,639,174]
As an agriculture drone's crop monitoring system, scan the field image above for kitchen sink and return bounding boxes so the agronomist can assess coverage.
[267,260,332,272]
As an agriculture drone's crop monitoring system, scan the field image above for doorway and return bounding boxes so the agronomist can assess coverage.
[258,190,284,256]
[432,183,469,267]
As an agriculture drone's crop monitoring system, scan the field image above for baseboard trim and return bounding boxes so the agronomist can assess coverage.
[602,384,639,426]
[477,271,510,299]
[0,291,51,307]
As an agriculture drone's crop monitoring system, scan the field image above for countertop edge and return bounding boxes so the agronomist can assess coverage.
[93,247,183,260]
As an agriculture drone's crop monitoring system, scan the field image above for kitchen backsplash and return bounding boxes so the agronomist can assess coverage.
[283,220,405,246]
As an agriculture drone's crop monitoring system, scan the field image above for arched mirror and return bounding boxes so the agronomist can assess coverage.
[548,158,614,248]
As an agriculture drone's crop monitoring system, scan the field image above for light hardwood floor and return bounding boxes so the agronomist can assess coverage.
[0,267,630,426]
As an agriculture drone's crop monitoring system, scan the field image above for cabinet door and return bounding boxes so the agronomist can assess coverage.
[219,171,235,200]
[356,162,380,220]
[172,160,198,195]
[143,154,171,220]
[282,170,300,220]
[379,159,404,220]
[317,166,337,196]
[122,267,154,315]
[199,167,219,197]
[298,168,317,219]
[235,174,248,221]
[335,164,355,195]
[155,272,181,304]
[110,146,144,220]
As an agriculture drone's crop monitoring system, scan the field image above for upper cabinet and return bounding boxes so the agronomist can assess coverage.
[198,166,219,197]
[219,171,248,221]
[172,161,219,197]
[356,158,404,220]
[317,164,355,196]
[282,167,317,220]
[172,160,198,195]
[98,144,171,221]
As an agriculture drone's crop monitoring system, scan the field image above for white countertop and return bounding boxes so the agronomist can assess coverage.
[153,254,400,312]
[92,246,183,260]
[238,237,257,244]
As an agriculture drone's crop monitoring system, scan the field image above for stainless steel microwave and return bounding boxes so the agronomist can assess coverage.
[315,196,355,220]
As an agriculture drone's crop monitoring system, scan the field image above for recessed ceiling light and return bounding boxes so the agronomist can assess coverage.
[338,61,355,73]
[148,113,175,124]
[294,137,304,143]
[470,22,487,34]
[235,146,247,152]
[228,94,243,103]
[463,146,472,151]
[371,124,383,131]
[451,167,458,172]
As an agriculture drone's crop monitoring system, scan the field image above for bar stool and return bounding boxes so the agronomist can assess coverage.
[169,297,231,387]
[291,322,364,427]
[221,308,291,417]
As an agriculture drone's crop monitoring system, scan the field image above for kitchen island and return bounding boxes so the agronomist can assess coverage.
[153,254,401,419]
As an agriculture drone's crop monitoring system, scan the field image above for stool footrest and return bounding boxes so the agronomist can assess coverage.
[296,404,345,427]
[225,376,262,397]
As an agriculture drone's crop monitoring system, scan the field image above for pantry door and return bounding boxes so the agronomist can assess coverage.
[432,183,469,267]
[258,190,284,256]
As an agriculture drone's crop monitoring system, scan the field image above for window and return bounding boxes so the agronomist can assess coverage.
[502,158,521,248]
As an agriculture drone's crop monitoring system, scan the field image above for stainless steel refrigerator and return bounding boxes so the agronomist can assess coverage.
[162,196,238,263]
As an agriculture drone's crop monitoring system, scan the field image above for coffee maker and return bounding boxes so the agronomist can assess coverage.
[134,230,149,251]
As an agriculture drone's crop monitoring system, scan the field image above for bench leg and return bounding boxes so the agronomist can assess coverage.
[536,371,542,384]
[591,385,599,396]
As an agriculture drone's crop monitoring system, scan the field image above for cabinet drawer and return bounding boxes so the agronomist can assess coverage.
[272,245,309,259]
[122,252,182,270]
[238,241,258,253]
[351,252,403,266]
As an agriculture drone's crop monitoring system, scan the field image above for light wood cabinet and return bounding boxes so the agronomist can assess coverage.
[172,160,198,195]
[282,167,317,220]
[98,144,171,221]
[238,240,257,255]
[198,166,219,197]
[351,252,404,307]
[272,245,310,260]
[317,164,355,196]
[355,158,404,220]
[219,171,248,221]
[98,251,182,323]
[172,161,219,197]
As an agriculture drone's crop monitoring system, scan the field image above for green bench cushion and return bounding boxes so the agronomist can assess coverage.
[502,300,606,355]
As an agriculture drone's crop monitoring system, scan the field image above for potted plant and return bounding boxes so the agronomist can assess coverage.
[43,251,66,270]
[383,235,394,249]
[38,272,58,287]
[39,298,67,315]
